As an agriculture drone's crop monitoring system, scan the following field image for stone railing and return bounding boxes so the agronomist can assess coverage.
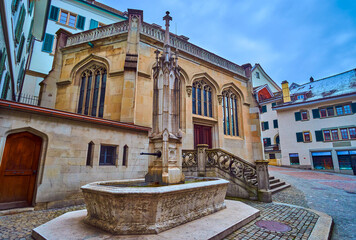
[182,149,197,167]
[182,145,271,202]
[140,22,245,76]
[66,20,129,47]
[205,148,257,187]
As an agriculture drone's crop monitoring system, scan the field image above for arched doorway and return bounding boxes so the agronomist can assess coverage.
[0,132,42,210]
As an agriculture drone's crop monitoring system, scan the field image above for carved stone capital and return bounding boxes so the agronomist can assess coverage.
[217,95,223,105]
[186,86,192,97]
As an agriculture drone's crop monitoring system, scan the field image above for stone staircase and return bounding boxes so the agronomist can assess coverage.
[269,176,291,194]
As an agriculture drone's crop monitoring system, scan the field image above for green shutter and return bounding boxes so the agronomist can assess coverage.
[17,60,25,88]
[1,73,10,99]
[49,6,59,21]
[266,138,271,146]
[42,34,54,53]
[76,15,86,30]
[312,109,320,118]
[11,0,20,13]
[15,5,26,44]
[0,49,6,81]
[28,0,34,14]
[89,19,98,29]
[352,103,356,114]
[16,34,25,62]
[315,130,324,142]
[264,121,269,130]
[296,132,304,142]
[261,105,267,113]
[273,119,278,128]
[294,112,301,121]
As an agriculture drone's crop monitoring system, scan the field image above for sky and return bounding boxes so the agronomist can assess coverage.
[100,0,356,86]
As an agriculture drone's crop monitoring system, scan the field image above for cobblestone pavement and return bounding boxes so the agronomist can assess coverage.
[269,166,356,240]
[0,205,85,240]
[225,200,319,240]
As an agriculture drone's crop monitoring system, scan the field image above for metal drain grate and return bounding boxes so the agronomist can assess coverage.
[255,220,292,232]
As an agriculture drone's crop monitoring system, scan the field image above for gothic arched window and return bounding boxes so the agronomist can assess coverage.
[77,65,107,118]
[192,80,213,117]
[222,89,239,136]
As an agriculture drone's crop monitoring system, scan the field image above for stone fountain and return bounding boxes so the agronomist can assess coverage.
[80,11,229,235]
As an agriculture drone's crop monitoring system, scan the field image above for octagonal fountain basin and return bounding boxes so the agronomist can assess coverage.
[81,177,228,235]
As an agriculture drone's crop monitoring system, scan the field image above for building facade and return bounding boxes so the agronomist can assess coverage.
[251,64,282,165]
[0,9,264,209]
[23,0,126,104]
[0,0,50,102]
[276,69,356,174]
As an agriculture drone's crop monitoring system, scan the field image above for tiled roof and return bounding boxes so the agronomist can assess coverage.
[290,68,356,104]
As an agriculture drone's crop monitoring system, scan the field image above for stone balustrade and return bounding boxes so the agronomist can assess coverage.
[66,21,129,47]
[182,145,272,202]
[141,22,245,76]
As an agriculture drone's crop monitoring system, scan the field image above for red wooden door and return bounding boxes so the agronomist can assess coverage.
[0,132,42,210]
[194,124,212,148]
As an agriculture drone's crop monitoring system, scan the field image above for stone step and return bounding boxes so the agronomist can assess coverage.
[270,181,286,189]
[269,178,280,184]
[270,184,291,194]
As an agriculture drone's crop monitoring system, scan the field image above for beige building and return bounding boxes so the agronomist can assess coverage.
[0,9,264,210]
[276,69,356,174]
[251,64,282,165]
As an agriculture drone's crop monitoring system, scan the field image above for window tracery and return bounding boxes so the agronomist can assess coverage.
[222,89,239,136]
[77,65,107,117]
[192,80,213,117]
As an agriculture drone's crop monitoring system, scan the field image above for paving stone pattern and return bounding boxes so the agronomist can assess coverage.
[225,201,318,240]
[269,166,356,240]
[0,205,85,240]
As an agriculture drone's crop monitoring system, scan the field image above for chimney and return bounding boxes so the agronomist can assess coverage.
[310,76,314,82]
[242,63,252,78]
[86,0,95,4]
[281,80,291,103]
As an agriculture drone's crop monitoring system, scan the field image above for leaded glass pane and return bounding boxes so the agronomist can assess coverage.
[84,74,92,115]
[208,91,212,117]
[203,89,207,116]
[234,98,239,136]
[192,86,196,114]
[197,87,201,115]
[222,95,226,134]
[77,75,86,114]
[98,71,106,118]
[91,72,100,116]
[230,97,235,136]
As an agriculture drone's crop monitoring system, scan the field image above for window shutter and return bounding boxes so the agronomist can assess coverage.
[16,34,25,62]
[261,105,267,113]
[1,73,10,99]
[296,132,304,142]
[15,5,25,44]
[11,0,20,13]
[90,19,98,29]
[266,138,271,146]
[76,15,86,30]
[352,103,356,114]
[0,49,6,80]
[294,112,301,121]
[264,121,269,130]
[315,130,324,142]
[312,109,320,118]
[273,119,278,128]
[42,34,54,53]
[48,6,59,21]
[17,59,25,88]
[28,0,34,14]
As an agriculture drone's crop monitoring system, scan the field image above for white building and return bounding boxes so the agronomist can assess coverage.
[0,0,50,102]
[276,69,356,175]
[251,64,282,165]
[24,0,126,104]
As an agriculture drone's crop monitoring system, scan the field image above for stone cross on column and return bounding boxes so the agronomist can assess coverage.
[163,11,172,46]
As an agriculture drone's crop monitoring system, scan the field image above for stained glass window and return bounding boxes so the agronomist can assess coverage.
[222,89,239,136]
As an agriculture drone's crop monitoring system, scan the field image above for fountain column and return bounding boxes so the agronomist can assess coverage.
[145,11,185,185]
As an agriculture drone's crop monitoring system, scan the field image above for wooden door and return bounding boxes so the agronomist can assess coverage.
[0,132,42,210]
[194,124,212,148]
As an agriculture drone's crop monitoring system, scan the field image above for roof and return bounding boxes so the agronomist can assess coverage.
[76,0,126,19]
[276,68,356,108]
[0,100,150,132]
[251,64,282,92]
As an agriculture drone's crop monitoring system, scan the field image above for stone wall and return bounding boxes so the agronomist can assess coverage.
[0,108,149,208]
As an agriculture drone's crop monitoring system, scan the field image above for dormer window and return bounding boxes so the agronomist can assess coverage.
[256,72,260,79]
[297,95,304,100]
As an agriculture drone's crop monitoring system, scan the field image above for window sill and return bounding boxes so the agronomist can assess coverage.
[224,135,243,141]
[55,21,77,30]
